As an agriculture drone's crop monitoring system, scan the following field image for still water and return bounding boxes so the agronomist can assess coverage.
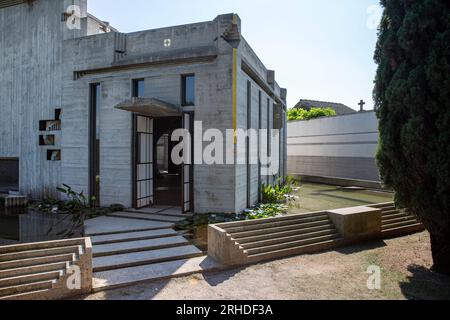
[0,206,75,245]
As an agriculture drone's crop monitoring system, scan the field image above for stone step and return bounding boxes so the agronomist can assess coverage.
[125,208,190,218]
[241,229,339,250]
[0,262,69,279]
[0,253,76,271]
[382,223,425,238]
[93,245,204,272]
[370,202,395,209]
[382,212,410,221]
[247,238,344,263]
[107,212,184,223]
[383,219,420,230]
[236,225,335,244]
[219,212,329,229]
[0,239,85,254]
[0,270,62,288]
[0,246,82,263]
[90,229,178,245]
[229,220,333,239]
[225,215,331,234]
[0,289,51,301]
[382,215,418,225]
[92,236,189,257]
[245,234,341,256]
[85,216,174,236]
[92,256,220,292]
[0,280,54,298]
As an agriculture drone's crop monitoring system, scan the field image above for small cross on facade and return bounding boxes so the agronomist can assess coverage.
[359,100,366,112]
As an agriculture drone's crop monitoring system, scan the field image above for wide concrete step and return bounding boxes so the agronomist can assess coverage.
[107,212,185,223]
[381,209,405,216]
[370,203,395,209]
[90,229,178,245]
[237,225,335,244]
[383,219,420,230]
[92,236,189,257]
[230,220,333,239]
[247,239,343,263]
[0,289,51,301]
[0,270,62,288]
[220,212,329,229]
[0,280,54,298]
[0,239,84,254]
[245,234,341,255]
[0,262,69,279]
[125,208,190,218]
[0,253,75,271]
[0,246,82,263]
[226,215,331,234]
[85,216,175,236]
[382,223,425,238]
[93,245,204,272]
[382,215,418,225]
[241,229,339,250]
[382,212,409,221]
[92,256,220,292]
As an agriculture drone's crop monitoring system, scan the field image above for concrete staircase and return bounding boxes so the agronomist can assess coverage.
[0,238,92,300]
[210,212,344,265]
[87,208,217,291]
[369,202,424,237]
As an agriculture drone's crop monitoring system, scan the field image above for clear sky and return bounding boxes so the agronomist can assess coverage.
[88,0,382,111]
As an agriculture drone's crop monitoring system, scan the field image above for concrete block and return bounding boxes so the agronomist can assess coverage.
[327,206,382,241]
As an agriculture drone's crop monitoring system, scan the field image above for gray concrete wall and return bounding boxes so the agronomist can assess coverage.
[0,0,91,198]
[287,111,380,182]
[1,4,286,213]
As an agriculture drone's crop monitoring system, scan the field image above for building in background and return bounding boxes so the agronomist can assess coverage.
[0,0,287,214]
[294,99,356,116]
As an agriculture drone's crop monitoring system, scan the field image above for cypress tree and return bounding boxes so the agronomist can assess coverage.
[374,0,450,274]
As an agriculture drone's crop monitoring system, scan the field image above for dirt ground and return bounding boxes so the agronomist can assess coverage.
[84,231,450,300]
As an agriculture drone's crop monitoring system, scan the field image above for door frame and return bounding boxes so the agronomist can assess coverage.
[181,112,194,213]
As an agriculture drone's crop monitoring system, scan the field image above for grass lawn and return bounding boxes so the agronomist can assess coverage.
[289,183,394,214]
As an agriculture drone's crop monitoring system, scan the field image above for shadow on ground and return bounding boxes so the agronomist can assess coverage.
[335,240,387,255]
[400,264,450,300]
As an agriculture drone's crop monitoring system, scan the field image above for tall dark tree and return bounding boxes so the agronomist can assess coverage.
[374,0,450,274]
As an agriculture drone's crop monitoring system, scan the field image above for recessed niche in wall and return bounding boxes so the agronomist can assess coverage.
[39,135,55,146]
[47,150,61,161]
[39,120,61,131]
[55,109,62,121]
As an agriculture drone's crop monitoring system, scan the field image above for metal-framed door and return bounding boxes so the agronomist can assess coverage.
[182,112,194,213]
[134,115,154,208]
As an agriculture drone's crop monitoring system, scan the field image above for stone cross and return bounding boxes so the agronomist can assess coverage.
[358,100,366,112]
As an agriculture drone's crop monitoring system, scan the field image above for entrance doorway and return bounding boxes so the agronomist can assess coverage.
[133,115,193,211]
[154,117,182,207]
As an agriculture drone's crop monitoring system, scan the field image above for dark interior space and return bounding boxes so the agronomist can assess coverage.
[0,158,19,193]
[153,117,182,207]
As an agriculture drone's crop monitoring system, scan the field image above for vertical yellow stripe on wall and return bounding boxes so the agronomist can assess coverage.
[232,48,238,144]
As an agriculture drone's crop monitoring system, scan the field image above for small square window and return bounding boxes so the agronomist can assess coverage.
[182,75,195,106]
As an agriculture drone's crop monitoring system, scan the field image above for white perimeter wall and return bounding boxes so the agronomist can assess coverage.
[287,111,380,182]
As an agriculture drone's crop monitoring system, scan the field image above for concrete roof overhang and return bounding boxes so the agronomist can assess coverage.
[115,98,181,117]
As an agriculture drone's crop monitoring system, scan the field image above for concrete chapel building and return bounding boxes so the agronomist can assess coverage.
[0,0,287,214]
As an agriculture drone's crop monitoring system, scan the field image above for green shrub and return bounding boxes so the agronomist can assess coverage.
[287,107,336,121]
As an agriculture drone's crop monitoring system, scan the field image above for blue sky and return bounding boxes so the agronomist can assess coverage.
[88,0,382,110]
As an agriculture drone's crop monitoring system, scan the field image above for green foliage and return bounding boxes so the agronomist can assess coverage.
[261,178,299,204]
[287,107,336,121]
[374,0,450,273]
[243,203,288,219]
[33,185,124,238]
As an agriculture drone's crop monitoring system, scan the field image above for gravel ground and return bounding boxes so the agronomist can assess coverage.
[83,231,450,300]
